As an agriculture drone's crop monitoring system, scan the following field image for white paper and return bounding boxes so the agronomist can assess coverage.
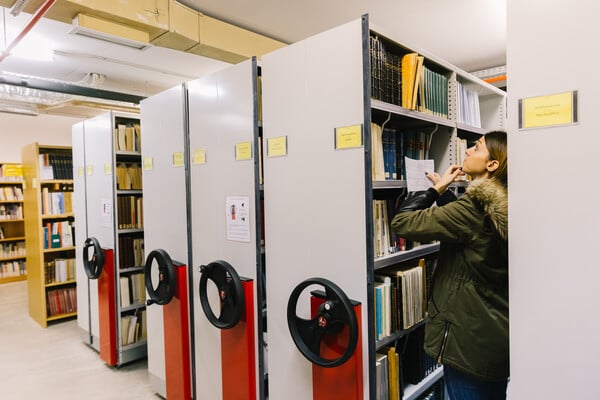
[101,199,112,227]
[405,157,435,192]
[226,195,251,242]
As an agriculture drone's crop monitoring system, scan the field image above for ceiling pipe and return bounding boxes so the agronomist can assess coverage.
[0,0,57,63]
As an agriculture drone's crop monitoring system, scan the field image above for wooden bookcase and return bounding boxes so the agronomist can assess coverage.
[0,163,26,284]
[21,144,76,327]
[261,15,505,399]
[73,111,146,365]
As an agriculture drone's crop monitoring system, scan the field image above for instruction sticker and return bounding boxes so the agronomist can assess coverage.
[173,152,184,167]
[235,142,252,161]
[193,148,206,165]
[143,157,153,171]
[267,136,288,157]
[226,195,250,242]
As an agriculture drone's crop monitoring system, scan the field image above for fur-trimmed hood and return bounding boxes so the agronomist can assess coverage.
[466,178,508,241]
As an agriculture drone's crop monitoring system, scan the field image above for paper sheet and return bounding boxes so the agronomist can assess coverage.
[405,157,434,192]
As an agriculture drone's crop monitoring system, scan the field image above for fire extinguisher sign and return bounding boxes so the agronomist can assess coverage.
[225,195,251,242]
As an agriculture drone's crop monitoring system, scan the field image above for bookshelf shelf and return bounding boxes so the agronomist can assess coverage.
[0,166,26,285]
[374,243,440,270]
[404,366,444,400]
[22,144,75,327]
[376,319,426,349]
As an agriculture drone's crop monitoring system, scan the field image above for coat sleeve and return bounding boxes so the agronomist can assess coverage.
[391,193,480,244]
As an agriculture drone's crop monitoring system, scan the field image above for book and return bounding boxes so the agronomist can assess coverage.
[120,276,131,307]
[401,53,418,109]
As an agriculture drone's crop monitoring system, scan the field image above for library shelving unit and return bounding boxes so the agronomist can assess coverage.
[0,163,26,284]
[188,58,266,400]
[73,111,146,366]
[261,15,505,399]
[21,144,76,327]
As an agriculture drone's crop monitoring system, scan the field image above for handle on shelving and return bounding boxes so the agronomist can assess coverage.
[144,249,176,306]
[82,237,105,279]
[287,277,358,368]
[198,260,245,329]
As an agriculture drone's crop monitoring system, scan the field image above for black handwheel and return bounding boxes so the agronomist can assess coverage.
[82,237,105,279]
[198,260,244,329]
[145,249,176,306]
[287,277,358,368]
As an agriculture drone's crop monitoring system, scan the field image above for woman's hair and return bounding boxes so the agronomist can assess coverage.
[484,130,508,187]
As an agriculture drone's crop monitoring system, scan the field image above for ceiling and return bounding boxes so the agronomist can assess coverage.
[0,0,506,118]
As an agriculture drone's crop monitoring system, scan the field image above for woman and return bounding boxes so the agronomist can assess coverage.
[391,130,508,400]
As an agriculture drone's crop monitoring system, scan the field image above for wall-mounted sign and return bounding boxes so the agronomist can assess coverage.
[335,124,363,149]
[519,91,578,129]
[143,157,153,171]
[193,148,206,165]
[173,152,184,167]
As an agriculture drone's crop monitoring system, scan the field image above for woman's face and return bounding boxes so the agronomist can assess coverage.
[462,137,492,179]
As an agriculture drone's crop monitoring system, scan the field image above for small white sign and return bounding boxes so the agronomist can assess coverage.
[225,195,250,242]
[101,198,113,228]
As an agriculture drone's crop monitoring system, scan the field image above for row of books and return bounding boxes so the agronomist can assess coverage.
[46,286,76,317]
[121,309,147,346]
[118,237,144,268]
[0,241,25,259]
[44,258,76,284]
[373,199,419,258]
[39,152,73,180]
[372,123,435,182]
[115,123,142,153]
[41,188,73,215]
[0,260,26,277]
[117,195,144,230]
[43,221,74,249]
[120,273,146,307]
[0,204,22,220]
[0,185,23,201]
[376,326,440,399]
[0,164,23,181]
[370,35,402,106]
[374,260,426,340]
[116,163,143,190]
[456,81,482,128]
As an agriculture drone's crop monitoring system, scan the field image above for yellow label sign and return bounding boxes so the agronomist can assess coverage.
[267,136,288,157]
[143,157,153,171]
[235,142,252,161]
[193,148,206,165]
[521,91,576,129]
[173,152,184,167]
[78,167,84,177]
[335,124,363,149]
[86,165,93,176]
[104,163,112,175]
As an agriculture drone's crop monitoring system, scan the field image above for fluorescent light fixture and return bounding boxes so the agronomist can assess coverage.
[9,0,31,16]
[69,14,152,51]
[0,100,38,116]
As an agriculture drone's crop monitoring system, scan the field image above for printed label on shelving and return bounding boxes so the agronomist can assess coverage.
[267,136,288,157]
[520,91,578,129]
[143,157,153,171]
[235,142,252,161]
[104,163,112,175]
[86,165,93,176]
[78,167,84,177]
[225,195,250,242]
[193,148,206,165]
[172,152,184,167]
[334,124,363,149]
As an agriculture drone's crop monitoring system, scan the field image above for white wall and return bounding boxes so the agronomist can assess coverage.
[507,1,600,398]
[0,113,82,162]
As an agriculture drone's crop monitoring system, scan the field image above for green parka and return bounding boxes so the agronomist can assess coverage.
[391,178,508,381]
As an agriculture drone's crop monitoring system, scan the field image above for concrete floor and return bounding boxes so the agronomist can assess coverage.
[0,280,159,399]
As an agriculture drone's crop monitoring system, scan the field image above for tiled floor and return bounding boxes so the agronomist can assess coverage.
[0,280,159,399]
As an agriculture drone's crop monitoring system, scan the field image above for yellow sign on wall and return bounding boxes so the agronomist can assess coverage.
[267,136,288,157]
[173,152,184,167]
[520,91,578,129]
[235,142,252,161]
[193,148,206,165]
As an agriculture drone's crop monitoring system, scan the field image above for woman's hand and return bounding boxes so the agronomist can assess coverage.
[426,165,464,194]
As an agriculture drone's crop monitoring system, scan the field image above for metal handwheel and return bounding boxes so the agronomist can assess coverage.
[198,260,245,329]
[287,277,358,368]
[82,237,105,279]
[145,249,176,306]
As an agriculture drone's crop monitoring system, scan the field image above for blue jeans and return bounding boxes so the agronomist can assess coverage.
[444,365,508,400]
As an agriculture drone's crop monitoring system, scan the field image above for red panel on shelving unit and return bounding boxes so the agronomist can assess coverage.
[221,279,257,400]
[311,296,363,400]
[163,263,192,400]
[98,249,117,366]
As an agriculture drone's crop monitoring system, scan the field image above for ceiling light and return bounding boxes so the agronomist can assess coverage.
[70,14,152,51]
[0,100,38,116]
[9,0,31,17]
